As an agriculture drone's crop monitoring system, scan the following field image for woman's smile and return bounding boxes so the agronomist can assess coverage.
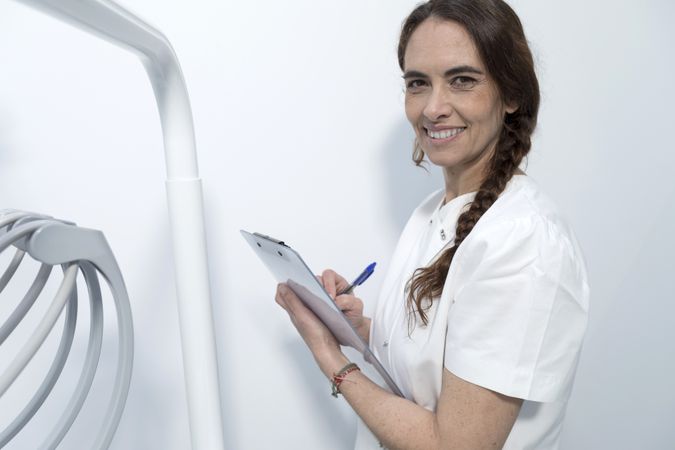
[424,126,466,143]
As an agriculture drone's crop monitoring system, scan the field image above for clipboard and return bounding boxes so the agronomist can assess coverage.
[241,230,404,398]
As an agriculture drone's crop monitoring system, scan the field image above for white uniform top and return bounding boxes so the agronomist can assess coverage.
[355,174,590,449]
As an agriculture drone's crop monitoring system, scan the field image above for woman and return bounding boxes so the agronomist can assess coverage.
[275,1,589,448]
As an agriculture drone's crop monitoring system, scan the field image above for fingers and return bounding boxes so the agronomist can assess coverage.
[275,284,288,309]
[334,294,364,314]
[321,269,337,299]
[276,283,306,316]
[276,284,328,338]
[321,269,349,299]
[276,283,300,312]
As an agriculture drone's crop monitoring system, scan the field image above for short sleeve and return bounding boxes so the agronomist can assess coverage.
[444,216,589,402]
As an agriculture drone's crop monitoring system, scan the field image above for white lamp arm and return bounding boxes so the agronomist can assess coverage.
[14,0,198,179]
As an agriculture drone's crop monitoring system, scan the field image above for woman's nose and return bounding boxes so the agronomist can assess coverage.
[423,87,453,121]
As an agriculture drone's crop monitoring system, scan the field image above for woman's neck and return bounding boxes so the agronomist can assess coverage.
[442,167,525,203]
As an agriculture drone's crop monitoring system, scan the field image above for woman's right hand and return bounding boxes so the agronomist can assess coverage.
[319,269,372,345]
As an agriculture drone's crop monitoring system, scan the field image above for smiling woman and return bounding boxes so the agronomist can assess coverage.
[274,1,589,449]
[402,24,516,177]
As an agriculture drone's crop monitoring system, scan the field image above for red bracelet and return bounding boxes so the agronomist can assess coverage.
[331,362,360,398]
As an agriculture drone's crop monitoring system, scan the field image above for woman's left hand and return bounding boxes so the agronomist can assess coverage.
[275,283,347,376]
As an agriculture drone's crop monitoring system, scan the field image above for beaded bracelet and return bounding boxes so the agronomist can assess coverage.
[331,362,361,398]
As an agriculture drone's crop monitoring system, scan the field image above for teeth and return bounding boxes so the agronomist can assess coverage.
[427,128,465,139]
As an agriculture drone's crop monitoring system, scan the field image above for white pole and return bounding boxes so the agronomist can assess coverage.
[12,1,226,448]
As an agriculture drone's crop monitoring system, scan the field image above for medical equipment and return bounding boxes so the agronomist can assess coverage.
[2,0,226,448]
[0,210,132,449]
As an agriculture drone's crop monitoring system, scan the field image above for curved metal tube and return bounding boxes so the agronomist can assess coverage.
[0,274,78,447]
[40,262,104,450]
[0,264,52,346]
[0,249,25,293]
[0,264,78,396]
[0,221,55,253]
[11,0,198,179]
[90,257,133,450]
[0,211,37,230]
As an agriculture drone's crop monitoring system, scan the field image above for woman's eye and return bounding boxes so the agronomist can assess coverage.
[451,76,477,89]
[406,79,427,91]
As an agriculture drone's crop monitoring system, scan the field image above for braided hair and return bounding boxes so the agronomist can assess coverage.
[398,0,540,326]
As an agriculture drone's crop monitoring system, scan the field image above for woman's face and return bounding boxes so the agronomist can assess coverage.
[403,18,515,174]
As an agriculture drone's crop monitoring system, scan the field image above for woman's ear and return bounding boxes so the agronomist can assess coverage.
[505,102,518,114]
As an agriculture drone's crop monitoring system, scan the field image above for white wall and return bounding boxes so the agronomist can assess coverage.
[0,0,673,448]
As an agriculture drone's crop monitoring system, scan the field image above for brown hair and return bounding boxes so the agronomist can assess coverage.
[399,0,540,326]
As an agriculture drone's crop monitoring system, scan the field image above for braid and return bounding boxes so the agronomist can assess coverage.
[406,115,532,326]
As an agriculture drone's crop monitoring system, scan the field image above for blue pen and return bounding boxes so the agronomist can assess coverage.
[337,262,376,296]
